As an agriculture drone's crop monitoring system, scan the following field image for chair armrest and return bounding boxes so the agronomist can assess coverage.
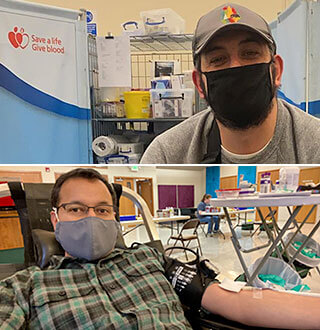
[32,229,64,269]
[144,240,164,253]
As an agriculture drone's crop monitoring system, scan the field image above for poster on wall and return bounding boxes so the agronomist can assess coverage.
[0,1,90,119]
[96,35,131,87]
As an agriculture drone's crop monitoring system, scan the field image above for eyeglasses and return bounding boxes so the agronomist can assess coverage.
[55,203,117,219]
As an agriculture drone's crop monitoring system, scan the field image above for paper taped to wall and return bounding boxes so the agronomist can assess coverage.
[96,35,131,87]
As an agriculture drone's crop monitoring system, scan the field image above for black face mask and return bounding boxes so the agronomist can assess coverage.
[202,62,275,130]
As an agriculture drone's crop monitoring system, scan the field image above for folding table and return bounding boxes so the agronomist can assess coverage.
[121,215,190,236]
[201,209,255,239]
[210,194,320,285]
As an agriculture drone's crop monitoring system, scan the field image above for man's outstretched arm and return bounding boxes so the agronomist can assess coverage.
[202,282,320,329]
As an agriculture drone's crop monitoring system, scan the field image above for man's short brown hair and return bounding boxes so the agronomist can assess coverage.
[51,168,116,208]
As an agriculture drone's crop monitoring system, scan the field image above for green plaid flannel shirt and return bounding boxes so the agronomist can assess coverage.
[0,245,192,329]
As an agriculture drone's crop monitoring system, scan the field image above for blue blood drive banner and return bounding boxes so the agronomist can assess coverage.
[0,1,90,119]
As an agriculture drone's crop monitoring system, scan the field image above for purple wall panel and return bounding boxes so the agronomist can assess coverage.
[158,185,177,209]
[178,185,194,208]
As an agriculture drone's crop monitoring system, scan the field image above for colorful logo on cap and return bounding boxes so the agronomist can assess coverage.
[221,6,240,24]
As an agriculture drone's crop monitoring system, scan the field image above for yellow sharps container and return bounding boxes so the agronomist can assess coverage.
[124,91,151,119]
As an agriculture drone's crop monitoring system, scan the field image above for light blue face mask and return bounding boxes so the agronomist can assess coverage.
[55,217,120,261]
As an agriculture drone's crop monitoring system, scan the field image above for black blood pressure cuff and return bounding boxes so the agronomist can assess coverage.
[163,247,219,310]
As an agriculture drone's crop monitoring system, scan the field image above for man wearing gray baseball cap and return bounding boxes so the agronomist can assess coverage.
[141,3,320,164]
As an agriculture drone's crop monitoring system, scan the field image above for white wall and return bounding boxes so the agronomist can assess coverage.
[27,0,295,36]
[1,165,317,220]
[107,165,158,212]
[0,165,77,183]
[220,166,238,178]
[0,165,206,212]
[107,166,206,210]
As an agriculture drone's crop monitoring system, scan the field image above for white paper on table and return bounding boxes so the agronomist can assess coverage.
[96,35,131,87]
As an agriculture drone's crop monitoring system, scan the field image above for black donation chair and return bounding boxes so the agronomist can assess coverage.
[4,182,268,330]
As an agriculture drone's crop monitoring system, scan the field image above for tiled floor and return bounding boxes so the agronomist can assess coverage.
[123,218,320,293]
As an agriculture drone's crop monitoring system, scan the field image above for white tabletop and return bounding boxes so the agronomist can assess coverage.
[120,215,190,228]
[201,209,255,216]
[210,194,320,208]
[152,215,190,223]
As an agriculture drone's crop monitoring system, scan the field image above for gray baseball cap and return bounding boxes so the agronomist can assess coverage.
[192,3,276,62]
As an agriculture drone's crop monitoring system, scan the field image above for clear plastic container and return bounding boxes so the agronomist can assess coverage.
[119,153,142,164]
[248,257,301,290]
[215,189,240,199]
[118,142,144,154]
[239,188,256,197]
[283,232,320,268]
[101,102,117,118]
[121,20,145,36]
[279,167,300,192]
[140,8,185,35]
[104,155,129,164]
[150,88,194,118]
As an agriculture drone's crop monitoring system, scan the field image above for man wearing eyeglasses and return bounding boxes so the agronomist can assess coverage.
[1,168,320,329]
[50,170,120,261]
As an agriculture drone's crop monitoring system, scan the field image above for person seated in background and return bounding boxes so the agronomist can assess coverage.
[197,193,220,236]
[0,168,320,329]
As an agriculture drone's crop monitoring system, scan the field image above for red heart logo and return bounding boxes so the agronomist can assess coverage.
[8,31,19,48]
[16,32,23,45]
[20,34,30,49]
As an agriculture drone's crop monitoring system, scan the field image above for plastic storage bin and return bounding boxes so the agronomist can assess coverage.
[283,232,320,268]
[118,142,144,164]
[279,167,300,191]
[117,142,144,154]
[124,91,151,119]
[117,152,142,164]
[104,155,129,164]
[239,188,256,197]
[150,88,194,118]
[140,8,185,35]
[100,102,124,118]
[215,189,240,199]
[121,20,145,36]
[248,257,301,290]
